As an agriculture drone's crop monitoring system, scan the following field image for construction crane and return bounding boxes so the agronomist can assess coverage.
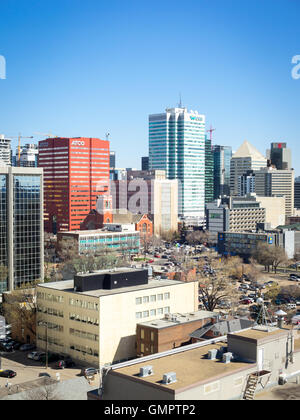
[34,132,57,138]
[7,134,34,166]
[207,125,216,141]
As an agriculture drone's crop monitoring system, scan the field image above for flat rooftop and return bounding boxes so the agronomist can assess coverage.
[38,277,191,298]
[137,310,217,329]
[112,342,255,391]
[228,325,292,343]
[58,229,139,236]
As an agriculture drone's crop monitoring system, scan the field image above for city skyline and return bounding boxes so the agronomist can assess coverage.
[0,0,300,175]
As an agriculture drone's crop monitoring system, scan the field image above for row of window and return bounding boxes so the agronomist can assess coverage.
[37,291,64,303]
[69,328,99,342]
[136,293,170,305]
[136,307,170,319]
[69,298,99,311]
[69,313,99,326]
[70,344,99,358]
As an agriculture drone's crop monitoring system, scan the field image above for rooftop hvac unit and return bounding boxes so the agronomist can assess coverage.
[162,372,177,385]
[207,349,218,360]
[222,352,233,364]
[139,365,154,378]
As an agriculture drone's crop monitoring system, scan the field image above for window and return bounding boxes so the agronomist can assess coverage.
[136,297,142,305]
[136,312,142,319]
[143,311,149,318]
[143,296,149,304]
[141,343,144,353]
[150,332,154,342]
[164,307,170,314]
[158,294,163,301]
[150,295,156,302]
[158,308,163,315]
[141,329,144,339]
[164,292,170,300]
[150,309,156,316]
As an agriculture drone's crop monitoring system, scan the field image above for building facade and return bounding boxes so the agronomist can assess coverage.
[36,269,199,367]
[141,157,149,171]
[205,136,214,204]
[17,143,38,167]
[295,177,300,210]
[57,229,140,255]
[149,107,206,218]
[270,142,292,170]
[254,167,295,217]
[114,170,178,236]
[0,166,44,293]
[213,145,232,199]
[230,141,267,196]
[38,137,110,233]
[0,135,11,166]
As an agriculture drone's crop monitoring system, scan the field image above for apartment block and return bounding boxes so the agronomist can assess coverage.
[36,268,198,367]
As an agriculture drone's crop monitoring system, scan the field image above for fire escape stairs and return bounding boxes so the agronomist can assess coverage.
[243,374,259,400]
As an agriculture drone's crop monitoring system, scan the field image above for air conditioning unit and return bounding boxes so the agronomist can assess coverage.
[222,352,233,364]
[207,349,218,360]
[139,365,154,378]
[162,372,177,385]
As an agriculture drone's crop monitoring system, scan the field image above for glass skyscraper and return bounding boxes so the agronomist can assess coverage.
[0,166,44,293]
[149,107,206,218]
[213,145,232,199]
[205,135,214,204]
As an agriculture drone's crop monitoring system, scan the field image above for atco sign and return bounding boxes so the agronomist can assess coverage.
[72,140,85,146]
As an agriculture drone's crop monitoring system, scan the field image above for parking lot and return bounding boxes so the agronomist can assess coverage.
[0,350,99,389]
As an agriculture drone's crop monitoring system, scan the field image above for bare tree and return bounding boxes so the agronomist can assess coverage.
[3,285,37,340]
[24,379,62,400]
[252,242,289,273]
[186,230,209,246]
[197,257,240,312]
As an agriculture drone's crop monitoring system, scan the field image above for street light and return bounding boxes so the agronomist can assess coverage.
[38,321,48,369]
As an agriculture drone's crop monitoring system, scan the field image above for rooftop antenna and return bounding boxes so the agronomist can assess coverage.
[105,132,110,141]
[178,93,183,108]
[254,298,273,328]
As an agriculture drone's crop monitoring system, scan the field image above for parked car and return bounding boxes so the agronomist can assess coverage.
[241,298,253,305]
[56,357,75,369]
[20,343,36,352]
[0,342,13,352]
[33,352,46,361]
[286,303,297,310]
[40,353,60,363]
[81,367,98,377]
[27,351,39,360]
[0,370,16,378]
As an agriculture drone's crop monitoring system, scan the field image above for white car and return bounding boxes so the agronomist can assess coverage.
[27,351,39,360]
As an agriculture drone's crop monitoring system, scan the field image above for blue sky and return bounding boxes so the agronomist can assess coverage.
[0,0,300,175]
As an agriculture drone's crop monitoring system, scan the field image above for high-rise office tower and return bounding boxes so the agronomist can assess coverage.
[238,170,256,196]
[16,143,39,167]
[270,142,292,170]
[0,166,44,293]
[0,135,12,166]
[38,137,110,233]
[149,107,206,218]
[141,156,149,171]
[294,176,300,209]
[205,135,214,204]
[110,151,116,169]
[230,140,267,196]
[254,167,295,217]
[213,145,232,198]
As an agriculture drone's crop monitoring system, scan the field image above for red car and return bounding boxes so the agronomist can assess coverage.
[241,299,253,305]
[148,259,154,263]
[154,255,160,258]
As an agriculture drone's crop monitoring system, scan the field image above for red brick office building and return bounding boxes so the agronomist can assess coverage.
[38,137,110,233]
